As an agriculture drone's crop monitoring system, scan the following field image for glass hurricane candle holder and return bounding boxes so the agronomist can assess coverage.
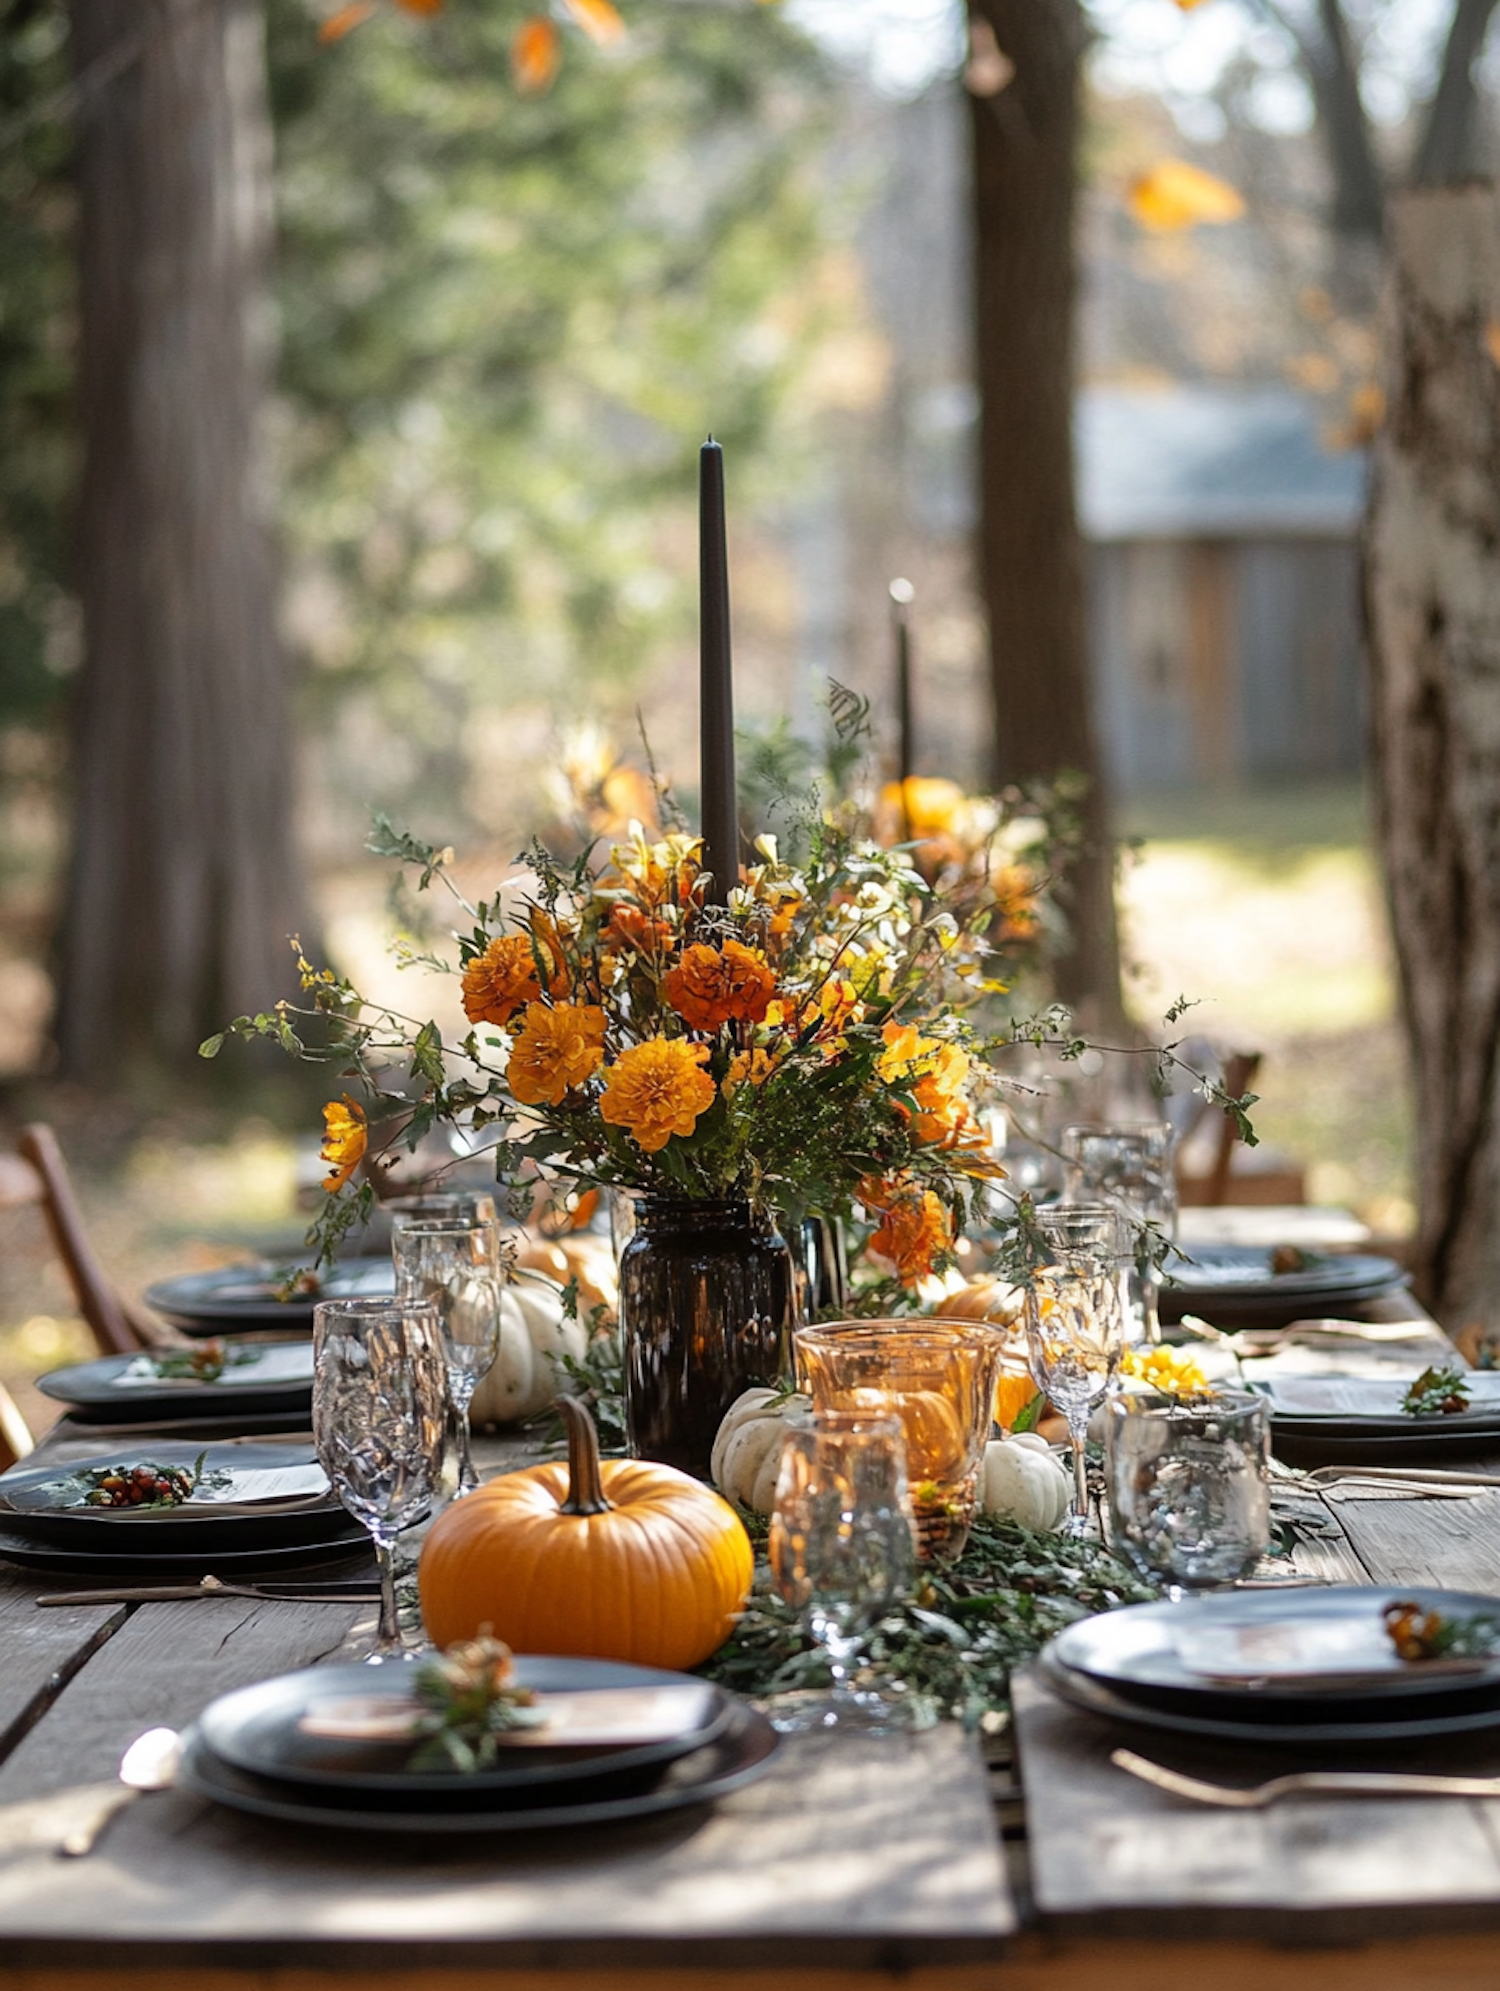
[793,1319,1008,1561]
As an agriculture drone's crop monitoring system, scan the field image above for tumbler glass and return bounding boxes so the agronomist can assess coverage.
[1105,1388,1271,1596]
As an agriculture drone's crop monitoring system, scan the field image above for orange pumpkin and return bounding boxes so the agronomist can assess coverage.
[418,1396,752,1670]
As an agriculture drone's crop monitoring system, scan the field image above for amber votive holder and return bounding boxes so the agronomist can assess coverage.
[792,1319,1009,1560]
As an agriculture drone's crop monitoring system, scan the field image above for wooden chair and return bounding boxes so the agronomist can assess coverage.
[0,1383,34,1472]
[1170,1049,1308,1207]
[9,1125,167,1356]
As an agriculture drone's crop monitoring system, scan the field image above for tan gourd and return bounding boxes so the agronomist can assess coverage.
[467,1278,588,1427]
[710,1386,811,1513]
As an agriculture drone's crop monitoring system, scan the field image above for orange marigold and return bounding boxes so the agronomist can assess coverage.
[722,1047,780,1097]
[599,1038,717,1152]
[662,940,776,1031]
[320,1096,368,1193]
[462,928,570,1027]
[868,1189,953,1287]
[506,1002,607,1107]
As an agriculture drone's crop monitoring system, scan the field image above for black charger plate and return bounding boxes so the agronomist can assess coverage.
[1158,1244,1408,1328]
[1051,1587,1500,1714]
[178,1695,780,1833]
[1037,1645,1500,1745]
[143,1259,393,1336]
[0,1441,350,1556]
[0,1523,374,1580]
[36,1343,314,1425]
[198,1656,735,1799]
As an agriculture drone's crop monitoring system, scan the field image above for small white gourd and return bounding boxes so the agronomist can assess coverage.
[710,1386,811,1514]
[467,1277,589,1427]
[981,1431,1072,1531]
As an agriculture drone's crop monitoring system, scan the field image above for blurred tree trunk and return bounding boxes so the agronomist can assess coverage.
[966,0,1123,1029]
[1365,185,1500,1332]
[58,0,302,1082]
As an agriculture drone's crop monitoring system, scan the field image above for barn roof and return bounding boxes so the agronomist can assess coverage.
[1077,384,1366,541]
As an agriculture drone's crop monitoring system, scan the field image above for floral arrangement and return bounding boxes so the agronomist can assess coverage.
[211,798,1023,1287]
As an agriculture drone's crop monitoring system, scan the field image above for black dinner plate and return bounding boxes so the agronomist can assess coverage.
[198,1655,735,1798]
[1037,1645,1500,1745]
[143,1259,393,1336]
[0,1441,350,1555]
[1051,1587,1500,1711]
[178,1692,780,1833]
[36,1343,314,1424]
[0,1522,374,1580]
[1158,1245,1408,1327]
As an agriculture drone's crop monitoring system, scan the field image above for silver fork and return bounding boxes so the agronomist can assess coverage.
[1111,1747,1500,1808]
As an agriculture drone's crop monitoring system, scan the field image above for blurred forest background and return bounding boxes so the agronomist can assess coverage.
[4,0,1495,1414]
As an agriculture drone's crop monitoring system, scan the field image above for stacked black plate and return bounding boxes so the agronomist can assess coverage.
[1159,1244,1409,1330]
[143,1259,394,1337]
[1041,1587,1500,1745]
[0,1440,371,1577]
[179,1656,781,1833]
[36,1341,315,1428]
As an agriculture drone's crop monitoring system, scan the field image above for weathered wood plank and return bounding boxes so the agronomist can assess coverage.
[1011,1663,1500,1936]
[0,1580,127,1764]
[1336,1489,1500,1592]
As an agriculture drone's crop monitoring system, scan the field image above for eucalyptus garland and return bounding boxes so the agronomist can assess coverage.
[699,1512,1157,1728]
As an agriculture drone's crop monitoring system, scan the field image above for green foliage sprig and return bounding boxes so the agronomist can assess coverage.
[700,1514,1157,1729]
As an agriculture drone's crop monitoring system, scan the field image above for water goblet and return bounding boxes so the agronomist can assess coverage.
[767,1409,916,1733]
[1104,1388,1271,1596]
[312,1298,448,1662]
[391,1218,504,1498]
[1023,1206,1128,1537]
[1063,1122,1177,1344]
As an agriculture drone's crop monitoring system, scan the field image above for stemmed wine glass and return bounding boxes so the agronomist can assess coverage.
[312,1298,448,1662]
[1063,1122,1177,1345]
[767,1409,915,1733]
[391,1217,503,1498]
[1022,1205,1128,1538]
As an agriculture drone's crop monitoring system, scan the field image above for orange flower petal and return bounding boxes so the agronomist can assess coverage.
[318,2,375,43]
[512,16,562,93]
[563,0,626,43]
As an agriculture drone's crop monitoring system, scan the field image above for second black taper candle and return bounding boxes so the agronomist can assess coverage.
[699,438,738,908]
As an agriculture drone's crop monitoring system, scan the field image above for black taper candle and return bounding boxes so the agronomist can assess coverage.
[890,577,915,838]
[699,437,738,908]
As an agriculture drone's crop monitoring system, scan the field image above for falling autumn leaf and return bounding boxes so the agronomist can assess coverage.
[394,0,445,13]
[1127,159,1245,232]
[512,15,562,93]
[318,2,375,43]
[563,0,626,45]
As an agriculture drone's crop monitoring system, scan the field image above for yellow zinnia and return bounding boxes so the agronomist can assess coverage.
[506,1002,607,1107]
[319,1096,367,1192]
[599,1039,716,1153]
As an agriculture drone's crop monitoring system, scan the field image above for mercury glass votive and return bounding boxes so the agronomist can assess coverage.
[793,1320,1009,1560]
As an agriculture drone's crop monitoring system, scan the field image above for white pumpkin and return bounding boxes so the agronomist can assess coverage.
[981,1431,1072,1531]
[711,1386,811,1514]
[468,1276,589,1427]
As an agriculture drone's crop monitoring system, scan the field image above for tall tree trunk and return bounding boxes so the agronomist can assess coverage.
[1413,0,1500,188]
[1307,0,1386,244]
[1365,184,1500,1333]
[967,0,1123,1029]
[58,0,302,1082]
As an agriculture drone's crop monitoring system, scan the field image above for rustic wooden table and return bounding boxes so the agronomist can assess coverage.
[5,1305,1500,1991]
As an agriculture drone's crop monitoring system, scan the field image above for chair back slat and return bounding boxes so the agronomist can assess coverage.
[16,1125,142,1357]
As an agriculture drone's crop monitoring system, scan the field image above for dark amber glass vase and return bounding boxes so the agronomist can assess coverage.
[619,1198,792,1480]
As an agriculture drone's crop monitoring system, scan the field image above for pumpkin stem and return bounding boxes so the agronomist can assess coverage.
[554,1396,614,1516]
